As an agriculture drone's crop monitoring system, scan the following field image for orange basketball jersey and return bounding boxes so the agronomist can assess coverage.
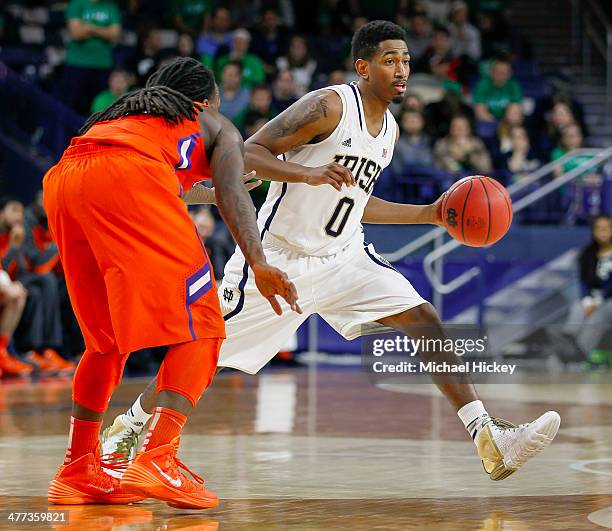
[71,113,211,193]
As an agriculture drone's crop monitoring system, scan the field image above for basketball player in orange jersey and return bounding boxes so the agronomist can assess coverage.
[107,23,560,484]
[43,57,301,509]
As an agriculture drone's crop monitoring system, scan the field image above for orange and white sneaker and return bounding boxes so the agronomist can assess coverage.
[48,445,145,505]
[0,349,33,376]
[42,349,75,374]
[121,442,218,509]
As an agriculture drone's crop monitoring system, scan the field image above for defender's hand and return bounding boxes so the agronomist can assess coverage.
[304,163,355,191]
[252,262,302,315]
[191,172,261,205]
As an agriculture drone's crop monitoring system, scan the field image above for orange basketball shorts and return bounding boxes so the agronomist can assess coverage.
[42,144,225,355]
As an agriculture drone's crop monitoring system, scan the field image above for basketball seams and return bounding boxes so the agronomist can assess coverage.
[480,178,491,246]
[485,177,512,225]
[460,178,474,246]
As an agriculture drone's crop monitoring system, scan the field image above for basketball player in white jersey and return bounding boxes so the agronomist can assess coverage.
[103,21,559,483]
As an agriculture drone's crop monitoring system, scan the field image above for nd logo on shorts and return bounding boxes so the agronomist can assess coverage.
[220,285,240,316]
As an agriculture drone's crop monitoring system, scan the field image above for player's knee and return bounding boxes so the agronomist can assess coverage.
[411,302,441,326]
[157,338,221,407]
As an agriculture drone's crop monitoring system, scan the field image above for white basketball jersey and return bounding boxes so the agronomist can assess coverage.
[256,82,397,256]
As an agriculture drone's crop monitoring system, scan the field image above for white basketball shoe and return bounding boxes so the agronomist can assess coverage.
[475,411,561,480]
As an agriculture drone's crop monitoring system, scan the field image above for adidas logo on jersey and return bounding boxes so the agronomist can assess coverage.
[341,138,352,147]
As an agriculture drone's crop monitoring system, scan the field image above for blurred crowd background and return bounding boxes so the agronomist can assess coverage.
[0,0,611,377]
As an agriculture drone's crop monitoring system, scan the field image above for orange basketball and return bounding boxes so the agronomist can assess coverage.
[441,176,513,247]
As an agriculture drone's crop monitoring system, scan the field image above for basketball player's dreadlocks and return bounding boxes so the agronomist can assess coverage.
[80,57,216,134]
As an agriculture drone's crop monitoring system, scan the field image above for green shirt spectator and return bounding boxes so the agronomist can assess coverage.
[551,124,596,179]
[473,57,522,121]
[90,69,131,114]
[213,29,266,89]
[65,0,121,69]
[171,0,213,36]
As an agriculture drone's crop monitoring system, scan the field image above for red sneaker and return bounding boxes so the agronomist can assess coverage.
[121,442,218,509]
[0,349,33,376]
[48,445,145,505]
[42,348,75,373]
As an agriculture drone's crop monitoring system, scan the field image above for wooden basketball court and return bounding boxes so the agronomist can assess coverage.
[1,368,611,529]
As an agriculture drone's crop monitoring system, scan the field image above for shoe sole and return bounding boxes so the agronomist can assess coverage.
[121,462,218,509]
[48,479,144,505]
[490,412,561,481]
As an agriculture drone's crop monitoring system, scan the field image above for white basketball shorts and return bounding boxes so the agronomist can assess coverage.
[217,236,427,374]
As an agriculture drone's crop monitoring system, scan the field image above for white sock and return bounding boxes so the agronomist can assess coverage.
[122,394,152,433]
[457,400,489,440]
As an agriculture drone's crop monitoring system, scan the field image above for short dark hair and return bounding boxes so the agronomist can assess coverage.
[251,83,271,94]
[351,20,407,63]
[224,60,243,74]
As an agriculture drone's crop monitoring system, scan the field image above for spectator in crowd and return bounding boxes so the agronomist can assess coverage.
[430,55,463,94]
[405,13,432,61]
[414,25,458,77]
[215,28,266,89]
[233,84,277,134]
[473,56,523,122]
[552,123,593,178]
[176,33,197,60]
[171,0,213,37]
[424,90,474,140]
[61,0,122,115]
[327,70,348,85]
[0,269,29,377]
[448,0,481,62]
[392,110,434,173]
[250,8,291,77]
[128,26,163,85]
[562,215,612,367]
[196,6,232,61]
[540,99,578,159]
[0,198,66,374]
[90,69,132,114]
[474,8,511,59]
[496,102,525,155]
[434,115,492,173]
[276,35,317,97]
[271,69,298,113]
[401,92,426,114]
[0,199,31,377]
[218,61,251,121]
[498,126,540,181]
[23,194,77,371]
[191,206,235,281]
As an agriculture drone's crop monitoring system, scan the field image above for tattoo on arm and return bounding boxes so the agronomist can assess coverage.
[212,131,265,266]
[267,93,329,139]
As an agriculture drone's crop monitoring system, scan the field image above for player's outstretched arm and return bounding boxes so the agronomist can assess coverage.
[362,195,445,225]
[199,108,301,314]
[245,90,355,191]
[182,172,261,205]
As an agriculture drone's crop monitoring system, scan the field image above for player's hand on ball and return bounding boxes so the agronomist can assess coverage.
[304,163,356,191]
[252,262,303,315]
[429,193,447,226]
